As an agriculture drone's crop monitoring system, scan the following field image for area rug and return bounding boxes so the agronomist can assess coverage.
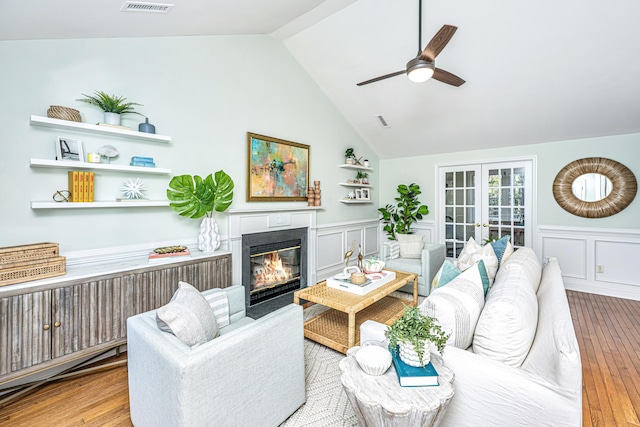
[280,339,358,426]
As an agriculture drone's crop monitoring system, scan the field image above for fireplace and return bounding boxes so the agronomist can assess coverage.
[242,227,307,307]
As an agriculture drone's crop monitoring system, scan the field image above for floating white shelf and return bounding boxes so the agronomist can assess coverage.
[30,115,171,143]
[338,164,373,171]
[31,200,170,209]
[30,158,171,175]
[339,199,373,204]
[339,182,372,188]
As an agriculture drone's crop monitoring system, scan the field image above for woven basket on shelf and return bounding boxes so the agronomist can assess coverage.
[47,105,82,122]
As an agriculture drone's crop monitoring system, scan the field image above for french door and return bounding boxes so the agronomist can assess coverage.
[438,159,534,259]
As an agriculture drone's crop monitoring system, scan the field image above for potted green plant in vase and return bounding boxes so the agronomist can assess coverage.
[167,170,234,252]
[378,183,429,256]
[76,90,144,126]
[385,305,449,367]
[345,148,356,165]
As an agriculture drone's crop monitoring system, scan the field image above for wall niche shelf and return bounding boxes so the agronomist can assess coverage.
[30,159,171,175]
[31,200,170,209]
[30,115,171,143]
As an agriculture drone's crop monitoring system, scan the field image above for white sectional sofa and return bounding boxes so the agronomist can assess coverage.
[361,247,582,427]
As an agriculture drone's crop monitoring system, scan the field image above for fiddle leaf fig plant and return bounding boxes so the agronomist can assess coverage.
[379,183,429,240]
[76,90,144,116]
[167,170,234,218]
[385,305,449,366]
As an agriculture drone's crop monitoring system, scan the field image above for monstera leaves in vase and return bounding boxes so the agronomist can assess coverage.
[167,170,234,252]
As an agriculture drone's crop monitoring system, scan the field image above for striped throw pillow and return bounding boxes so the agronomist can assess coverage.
[203,288,230,328]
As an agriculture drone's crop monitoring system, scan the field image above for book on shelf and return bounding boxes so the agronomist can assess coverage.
[67,171,79,202]
[391,347,439,387]
[88,172,94,202]
[96,122,131,130]
[130,160,156,167]
[83,171,90,202]
[131,156,154,163]
[77,171,85,202]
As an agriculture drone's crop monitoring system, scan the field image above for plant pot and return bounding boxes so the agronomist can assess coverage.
[104,112,121,126]
[345,158,354,165]
[398,340,431,367]
[198,217,220,252]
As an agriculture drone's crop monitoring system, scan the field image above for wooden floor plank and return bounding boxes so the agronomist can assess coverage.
[0,290,638,427]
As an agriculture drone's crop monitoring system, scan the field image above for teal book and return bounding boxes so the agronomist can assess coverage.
[390,346,439,387]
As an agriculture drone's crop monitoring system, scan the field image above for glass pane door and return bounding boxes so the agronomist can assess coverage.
[482,162,532,248]
[440,165,481,259]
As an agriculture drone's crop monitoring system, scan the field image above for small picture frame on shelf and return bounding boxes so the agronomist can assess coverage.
[56,137,84,162]
[357,188,370,200]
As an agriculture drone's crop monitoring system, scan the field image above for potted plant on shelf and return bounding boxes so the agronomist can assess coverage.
[385,305,449,367]
[167,170,234,252]
[356,170,369,184]
[76,90,144,126]
[378,183,429,241]
[345,148,356,165]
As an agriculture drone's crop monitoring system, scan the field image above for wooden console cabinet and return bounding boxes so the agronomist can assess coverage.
[0,252,231,386]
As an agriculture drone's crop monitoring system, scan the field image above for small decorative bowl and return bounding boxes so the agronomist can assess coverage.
[355,345,392,376]
[350,272,366,285]
[363,258,385,273]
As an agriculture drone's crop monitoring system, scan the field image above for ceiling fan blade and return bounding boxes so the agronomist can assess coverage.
[432,68,465,86]
[357,70,406,86]
[420,25,457,62]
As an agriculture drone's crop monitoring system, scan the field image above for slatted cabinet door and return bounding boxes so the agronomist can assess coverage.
[51,279,134,358]
[0,291,52,375]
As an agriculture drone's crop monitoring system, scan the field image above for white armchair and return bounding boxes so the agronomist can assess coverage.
[127,285,305,427]
[380,242,445,296]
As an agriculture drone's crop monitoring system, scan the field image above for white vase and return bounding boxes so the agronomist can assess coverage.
[104,112,121,125]
[398,340,431,367]
[198,217,220,252]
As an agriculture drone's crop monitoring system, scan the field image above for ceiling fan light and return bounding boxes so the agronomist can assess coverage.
[406,58,435,83]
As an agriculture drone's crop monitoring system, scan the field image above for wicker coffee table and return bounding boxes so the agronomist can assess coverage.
[293,271,418,354]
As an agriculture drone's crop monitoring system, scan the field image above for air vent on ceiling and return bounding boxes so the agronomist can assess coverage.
[376,115,390,128]
[121,1,174,13]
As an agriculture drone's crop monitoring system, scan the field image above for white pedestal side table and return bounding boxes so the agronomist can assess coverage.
[339,346,455,426]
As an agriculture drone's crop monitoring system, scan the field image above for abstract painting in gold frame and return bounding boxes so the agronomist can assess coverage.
[247,132,309,202]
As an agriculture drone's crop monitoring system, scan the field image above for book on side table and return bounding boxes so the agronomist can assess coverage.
[391,347,439,387]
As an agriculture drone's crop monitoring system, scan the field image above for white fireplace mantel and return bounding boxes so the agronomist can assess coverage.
[227,206,320,288]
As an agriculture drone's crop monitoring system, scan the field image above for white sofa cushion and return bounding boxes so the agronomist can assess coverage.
[156,281,219,347]
[455,237,499,284]
[421,260,488,349]
[472,251,540,367]
[499,246,542,293]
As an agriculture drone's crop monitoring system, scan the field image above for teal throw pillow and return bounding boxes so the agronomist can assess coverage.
[490,235,511,267]
[431,260,462,291]
[476,259,491,295]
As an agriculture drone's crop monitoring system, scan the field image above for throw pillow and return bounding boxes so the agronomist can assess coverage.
[156,281,219,347]
[455,237,499,284]
[385,241,401,260]
[472,264,539,367]
[420,260,487,349]
[396,234,424,259]
[203,288,230,328]
[489,235,513,268]
[430,260,462,291]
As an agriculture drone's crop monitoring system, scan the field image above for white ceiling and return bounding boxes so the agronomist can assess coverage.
[2,0,639,159]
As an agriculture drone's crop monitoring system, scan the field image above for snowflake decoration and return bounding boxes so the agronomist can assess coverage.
[121,178,146,199]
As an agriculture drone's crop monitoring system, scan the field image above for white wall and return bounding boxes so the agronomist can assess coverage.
[0,35,380,253]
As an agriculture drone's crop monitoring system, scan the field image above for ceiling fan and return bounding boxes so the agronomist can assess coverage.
[356,0,465,87]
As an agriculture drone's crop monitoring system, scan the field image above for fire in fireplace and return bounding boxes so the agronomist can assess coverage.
[242,228,307,307]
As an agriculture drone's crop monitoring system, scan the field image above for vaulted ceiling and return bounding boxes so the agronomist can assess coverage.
[3,0,639,159]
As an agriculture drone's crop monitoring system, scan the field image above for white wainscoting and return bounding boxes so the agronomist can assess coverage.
[538,225,640,301]
[316,218,380,283]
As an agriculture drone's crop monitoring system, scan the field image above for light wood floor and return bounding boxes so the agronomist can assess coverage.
[0,291,639,427]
